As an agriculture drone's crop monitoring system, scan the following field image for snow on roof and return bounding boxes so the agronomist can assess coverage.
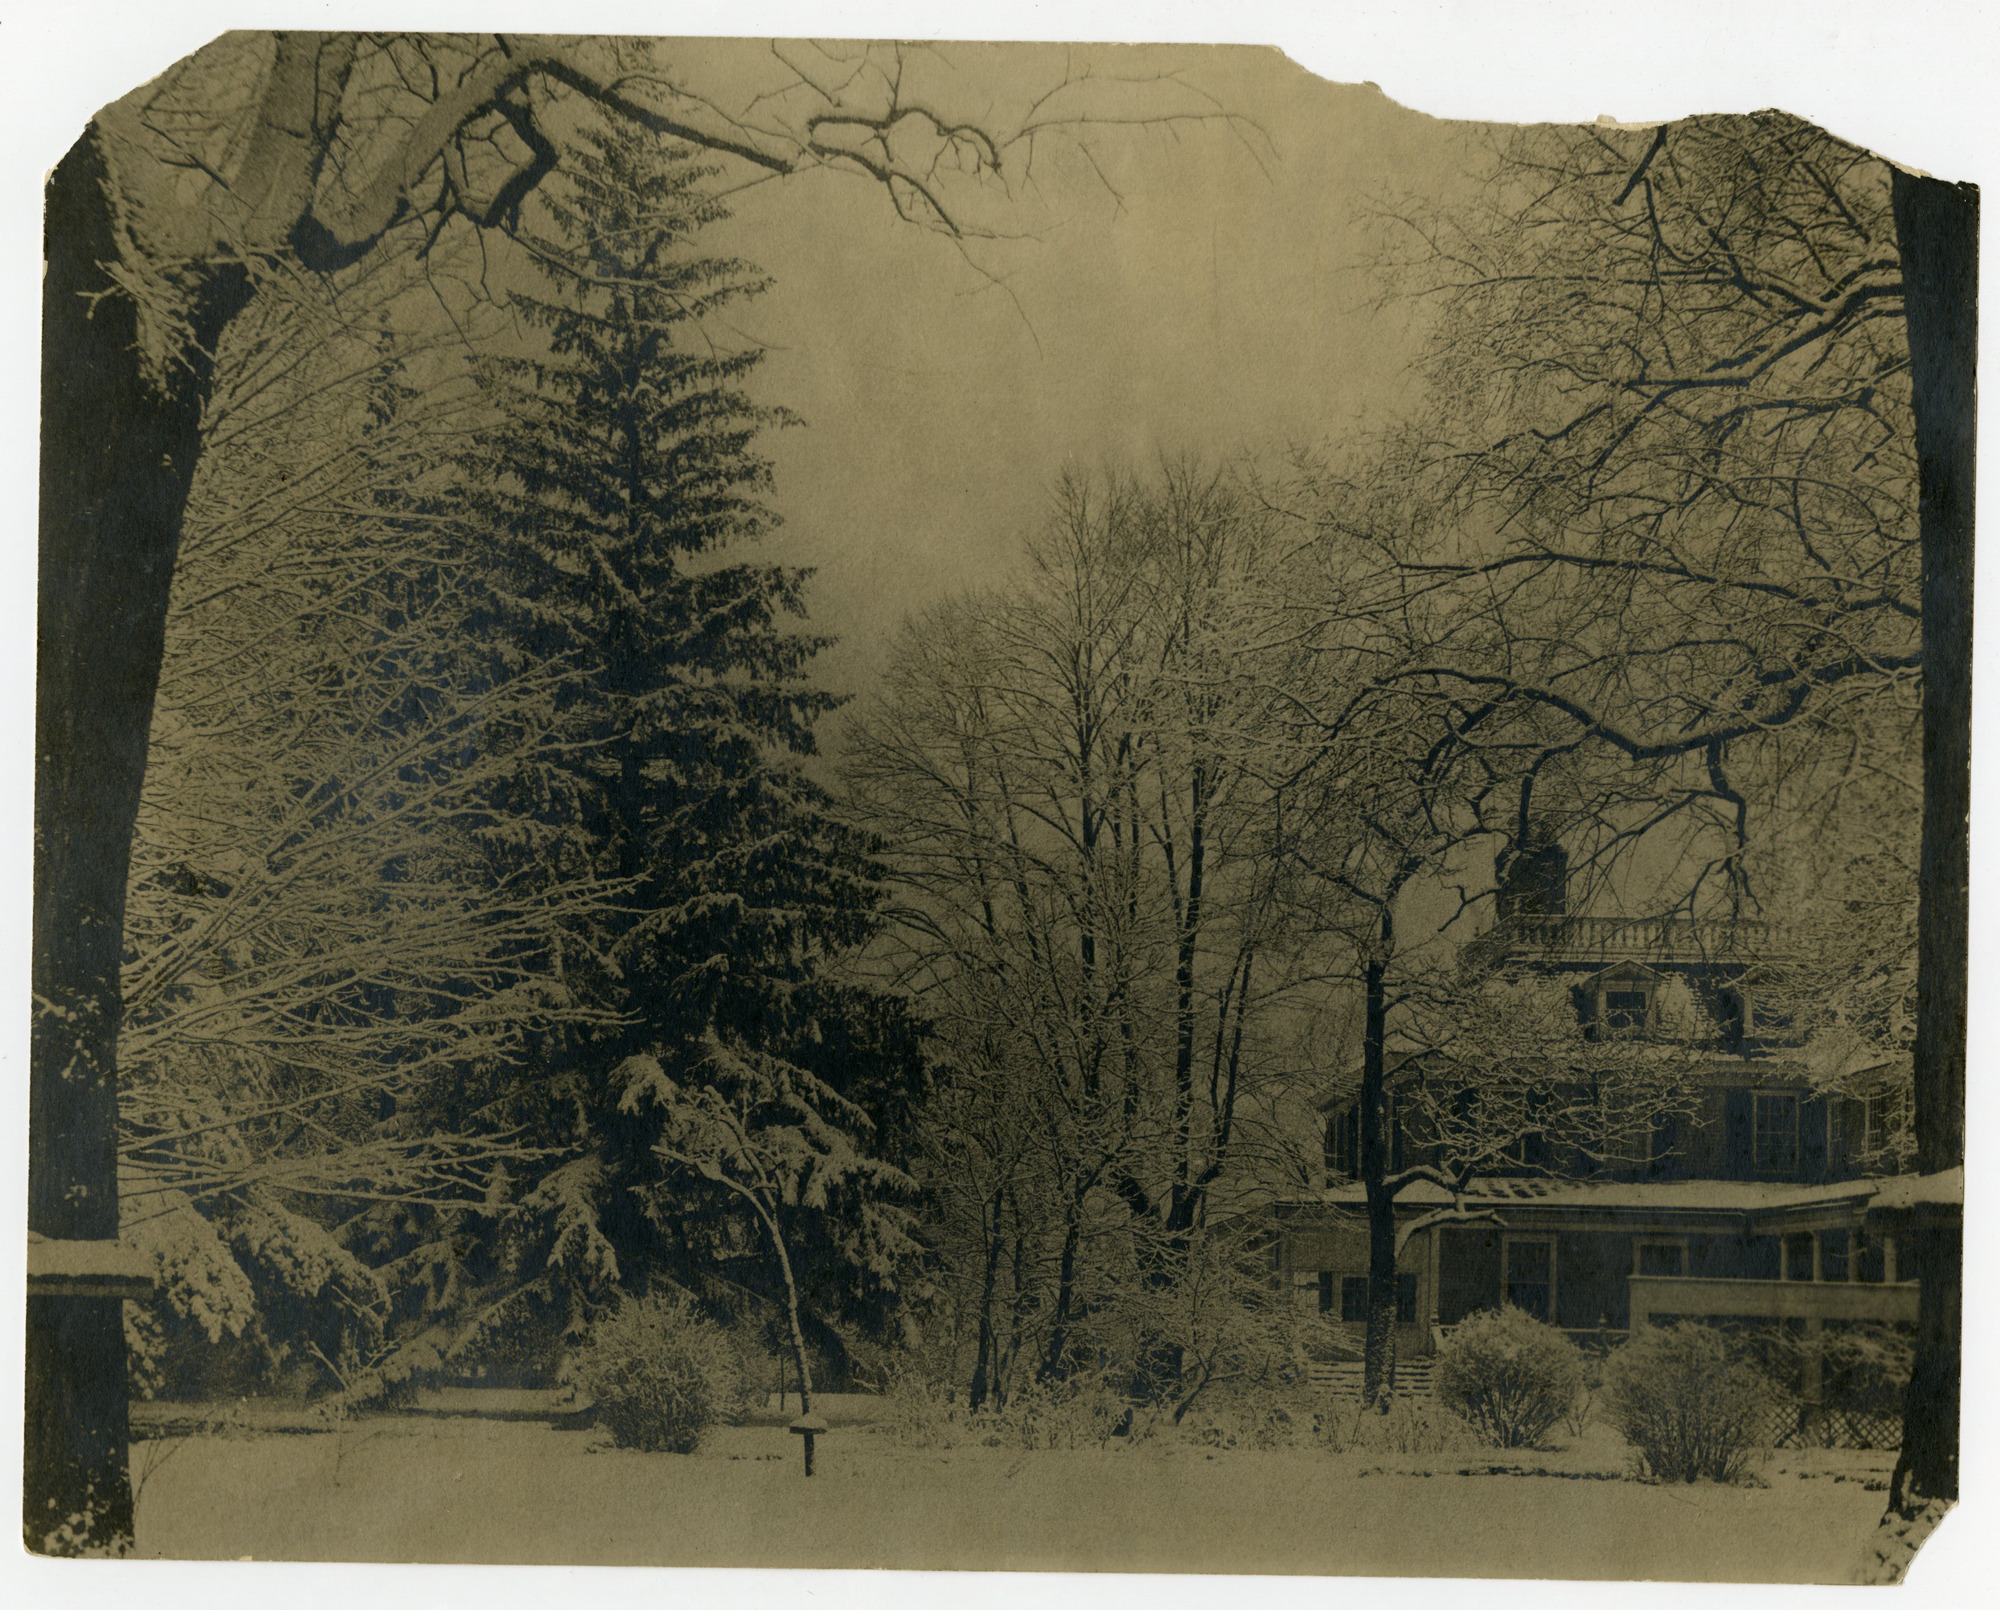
[1315,1054,1834,1111]
[1867,1168,1964,1211]
[1290,1175,1891,1214]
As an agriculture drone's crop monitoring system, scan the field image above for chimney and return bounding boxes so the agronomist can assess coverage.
[1496,828,1568,923]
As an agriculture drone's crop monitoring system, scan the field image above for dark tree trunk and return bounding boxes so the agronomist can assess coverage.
[27,127,249,1554]
[1886,167,1976,1514]
[1890,1206,1962,1515]
[1038,1197,1084,1383]
[1361,1180,1399,1406]
[1359,943,1398,1405]
[1168,766,1207,1225]
[967,1195,1005,1412]
[23,1296,134,1556]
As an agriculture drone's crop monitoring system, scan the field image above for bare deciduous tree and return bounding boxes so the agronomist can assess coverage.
[1366,114,1969,1505]
[34,33,1252,1550]
[1246,456,1723,1403]
[109,249,634,1416]
[844,464,1332,1405]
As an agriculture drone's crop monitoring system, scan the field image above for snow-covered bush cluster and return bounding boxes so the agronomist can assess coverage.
[1601,1322,1770,1483]
[563,1293,747,1454]
[1433,1306,1584,1449]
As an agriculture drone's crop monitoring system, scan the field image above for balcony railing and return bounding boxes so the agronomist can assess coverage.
[1627,1274,1918,1326]
[1475,914,1787,966]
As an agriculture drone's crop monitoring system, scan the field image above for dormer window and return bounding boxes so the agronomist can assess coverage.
[1603,988,1650,1031]
[1587,964,1664,1038]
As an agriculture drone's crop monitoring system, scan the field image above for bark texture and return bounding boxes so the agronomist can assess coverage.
[1888,165,1975,1512]
[1359,948,1399,1404]
[27,127,247,1554]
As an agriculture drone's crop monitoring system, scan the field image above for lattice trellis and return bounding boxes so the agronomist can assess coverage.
[1758,1401,1903,1450]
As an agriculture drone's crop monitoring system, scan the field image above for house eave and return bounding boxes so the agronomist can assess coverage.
[1276,1174,1901,1235]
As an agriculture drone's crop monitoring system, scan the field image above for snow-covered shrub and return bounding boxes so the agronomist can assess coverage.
[1601,1322,1769,1483]
[986,1372,1128,1449]
[880,1367,1128,1451]
[1751,1320,1913,1421]
[1434,1306,1584,1449]
[1224,1385,1329,1450]
[120,1188,394,1403]
[880,1371,966,1447]
[1319,1392,1471,1456]
[1562,1354,1602,1438]
[564,1293,745,1453]
[1161,1385,1321,1452]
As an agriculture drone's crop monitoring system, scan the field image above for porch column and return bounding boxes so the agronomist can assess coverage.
[1884,1234,1899,1283]
[1800,1316,1826,1444]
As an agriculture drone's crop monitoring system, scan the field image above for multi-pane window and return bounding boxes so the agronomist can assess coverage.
[1753,1092,1801,1176]
[1832,1096,1880,1157]
[1504,1238,1555,1322]
[1857,1092,1903,1159]
[1603,989,1650,1031]
[1325,1108,1360,1179]
[1635,1240,1686,1278]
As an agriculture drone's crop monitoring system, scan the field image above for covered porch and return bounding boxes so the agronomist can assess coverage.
[1279,1176,1921,1357]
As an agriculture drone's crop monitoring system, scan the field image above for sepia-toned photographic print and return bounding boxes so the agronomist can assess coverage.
[16,12,1980,1591]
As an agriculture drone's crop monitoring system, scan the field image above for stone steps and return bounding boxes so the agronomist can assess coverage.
[1306,1359,1436,1397]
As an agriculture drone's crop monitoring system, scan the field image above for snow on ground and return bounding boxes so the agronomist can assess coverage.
[129,1413,1898,1581]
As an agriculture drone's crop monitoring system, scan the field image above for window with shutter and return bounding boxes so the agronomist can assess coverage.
[1725,1087,1754,1178]
[1753,1092,1800,1177]
[1324,1107,1360,1179]
[1801,1095,1828,1180]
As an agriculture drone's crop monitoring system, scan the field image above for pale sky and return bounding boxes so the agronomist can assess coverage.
[691,45,1478,699]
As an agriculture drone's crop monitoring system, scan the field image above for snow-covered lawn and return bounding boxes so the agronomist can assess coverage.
[130,1414,1896,1581]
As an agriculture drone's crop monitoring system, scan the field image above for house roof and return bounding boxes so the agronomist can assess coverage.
[1288,1175,1888,1213]
[1867,1167,1964,1212]
[1315,1054,1842,1113]
[1277,1174,1925,1239]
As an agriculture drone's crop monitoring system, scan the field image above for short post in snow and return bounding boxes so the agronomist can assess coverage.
[789,1412,828,1476]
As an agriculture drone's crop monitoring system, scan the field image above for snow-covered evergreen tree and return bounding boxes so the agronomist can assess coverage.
[386,119,924,1380]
